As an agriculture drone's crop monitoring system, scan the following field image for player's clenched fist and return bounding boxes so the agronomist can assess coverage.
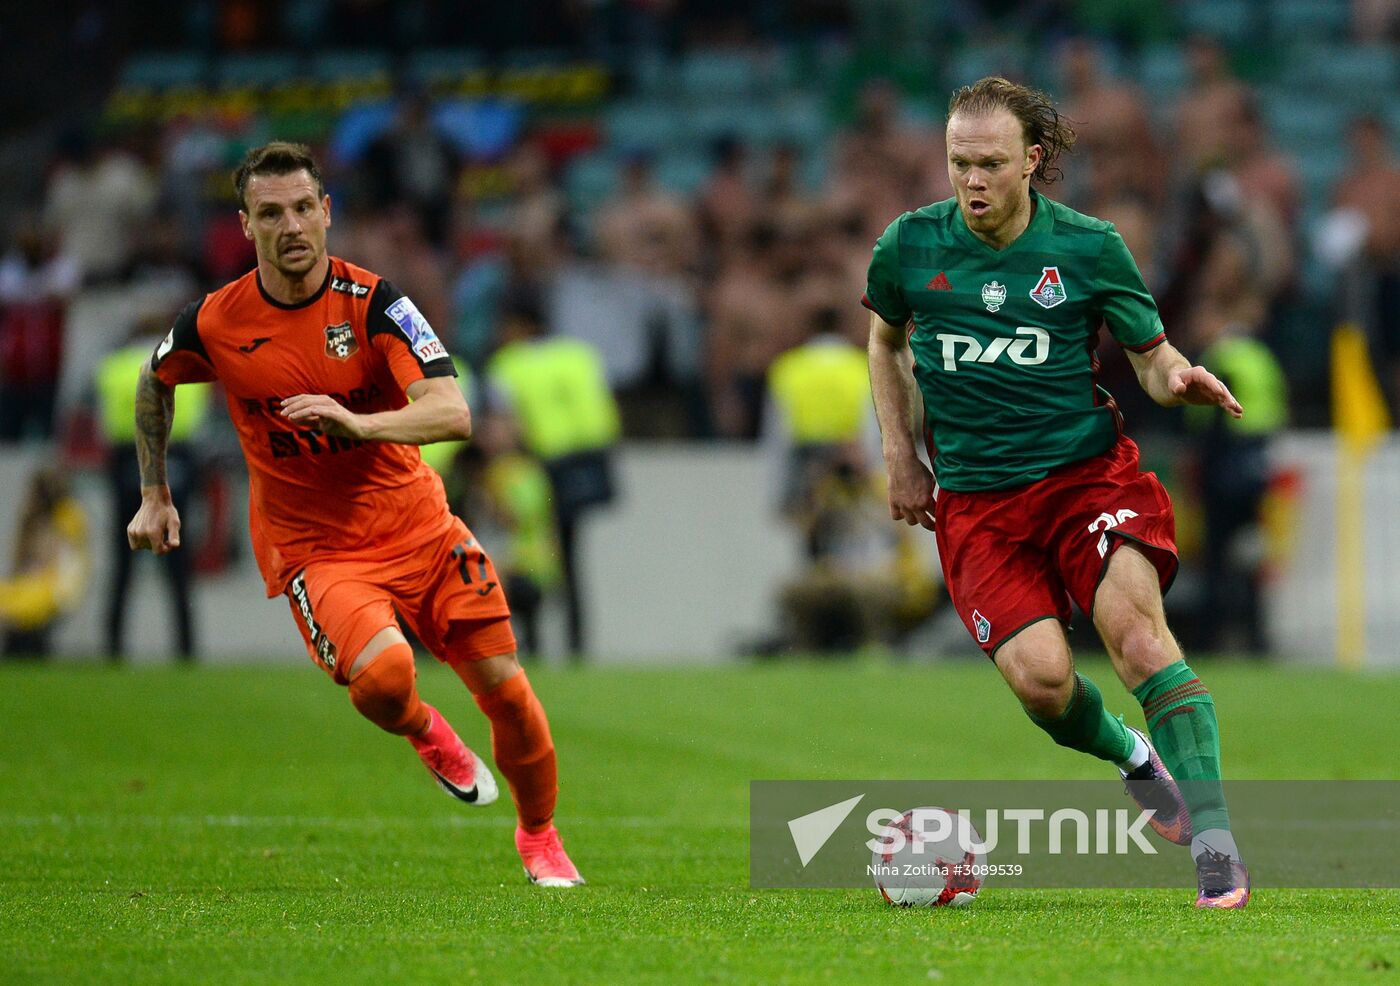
[128,490,182,555]
[887,454,937,531]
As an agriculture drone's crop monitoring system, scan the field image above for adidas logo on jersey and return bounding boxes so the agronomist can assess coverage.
[926,272,952,291]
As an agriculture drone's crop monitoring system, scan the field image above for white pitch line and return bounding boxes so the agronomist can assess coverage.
[0,813,742,831]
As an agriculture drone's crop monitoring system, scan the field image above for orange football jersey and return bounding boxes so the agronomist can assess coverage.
[152,257,459,596]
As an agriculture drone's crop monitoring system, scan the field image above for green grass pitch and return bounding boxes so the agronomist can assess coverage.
[2,659,1397,984]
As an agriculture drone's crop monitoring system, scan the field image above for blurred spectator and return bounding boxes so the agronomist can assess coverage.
[1174,35,1250,174]
[458,412,562,659]
[1057,38,1162,209]
[487,293,620,660]
[706,222,791,438]
[128,217,204,299]
[833,79,945,242]
[0,467,89,660]
[505,142,570,272]
[1325,115,1400,408]
[762,304,875,518]
[777,444,940,654]
[1353,0,1400,42]
[159,115,231,259]
[1160,172,1294,343]
[1226,98,1301,232]
[96,325,210,662]
[760,143,818,236]
[344,204,453,335]
[595,151,697,274]
[0,213,80,442]
[696,135,758,262]
[363,93,461,247]
[1183,234,1288,655]
[43,131,157,284]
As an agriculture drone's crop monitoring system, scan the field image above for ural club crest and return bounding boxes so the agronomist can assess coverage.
[324,321,358,361]
[981,281,1007,312]
[1030,266,1068,309]
[972,609,992,644]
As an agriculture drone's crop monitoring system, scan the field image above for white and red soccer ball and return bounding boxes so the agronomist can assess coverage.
[872,807,985,907]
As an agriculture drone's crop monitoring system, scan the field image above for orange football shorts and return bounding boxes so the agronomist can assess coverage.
[284,516,516,684]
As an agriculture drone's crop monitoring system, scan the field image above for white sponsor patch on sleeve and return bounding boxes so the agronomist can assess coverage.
[385,297,449,363]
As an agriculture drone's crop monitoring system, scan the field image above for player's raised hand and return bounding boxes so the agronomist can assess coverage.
[1169,365,1243,419]
[127,490,182,555]
[887,454,937,531]
[280,393,365,438]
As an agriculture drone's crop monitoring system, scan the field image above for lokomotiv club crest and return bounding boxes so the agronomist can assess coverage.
[1030,266,1068,309]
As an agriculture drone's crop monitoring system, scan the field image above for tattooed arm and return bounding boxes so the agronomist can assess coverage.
[126,363,183,555]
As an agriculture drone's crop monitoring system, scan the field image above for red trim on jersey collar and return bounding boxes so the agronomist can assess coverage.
[256,263,332,311]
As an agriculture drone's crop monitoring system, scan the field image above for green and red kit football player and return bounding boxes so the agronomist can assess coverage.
[865,78,1248,908]
[127,142,582,887]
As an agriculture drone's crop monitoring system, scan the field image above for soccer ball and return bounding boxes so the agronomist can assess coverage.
[871,807,985,907]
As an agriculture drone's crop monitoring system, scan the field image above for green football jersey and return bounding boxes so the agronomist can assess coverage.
[863,189,1166,492]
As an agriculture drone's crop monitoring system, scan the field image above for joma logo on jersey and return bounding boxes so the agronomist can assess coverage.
[937,326,1049,372]
[1088,509,1139,557]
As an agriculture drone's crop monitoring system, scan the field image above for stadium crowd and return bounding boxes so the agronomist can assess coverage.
[2,0,1399,658]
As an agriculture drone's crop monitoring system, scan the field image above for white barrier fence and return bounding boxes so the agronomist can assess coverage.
[0,435,1397,667]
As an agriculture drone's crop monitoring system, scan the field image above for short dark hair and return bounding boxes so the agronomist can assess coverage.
[947,77,1077,185]
[232,141,324,211]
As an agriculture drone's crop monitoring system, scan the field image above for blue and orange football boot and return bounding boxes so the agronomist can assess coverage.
[1118,726,1193,846]
[1195,844,1251,909]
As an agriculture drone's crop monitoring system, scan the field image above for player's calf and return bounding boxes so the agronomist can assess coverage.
[462,666,559,832]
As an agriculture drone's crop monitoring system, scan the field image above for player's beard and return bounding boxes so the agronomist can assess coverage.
[960,194,1003,232]
[273,238,321,278]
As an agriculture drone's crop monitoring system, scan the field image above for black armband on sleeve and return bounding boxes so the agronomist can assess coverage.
[152,297,210,371]
[366,279,457,377]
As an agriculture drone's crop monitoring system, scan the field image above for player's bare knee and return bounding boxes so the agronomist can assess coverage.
[994,624,1073,717]
[1014,671,1074,717]
[1000,657,1073,717]
[1111,617,1178,685]
[452,651,522,695]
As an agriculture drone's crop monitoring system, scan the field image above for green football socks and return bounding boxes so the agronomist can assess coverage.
[1132,660,1231,833]
[1027,672,1136,765]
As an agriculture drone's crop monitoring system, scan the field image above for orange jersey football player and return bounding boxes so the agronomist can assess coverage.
[127,142,582,887]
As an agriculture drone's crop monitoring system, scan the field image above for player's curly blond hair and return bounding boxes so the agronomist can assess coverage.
[947,77,1077,185]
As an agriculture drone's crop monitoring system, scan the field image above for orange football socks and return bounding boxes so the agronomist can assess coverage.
[469,671,558,833]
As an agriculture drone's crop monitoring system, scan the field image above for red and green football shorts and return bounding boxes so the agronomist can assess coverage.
[933,437,1178,659]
